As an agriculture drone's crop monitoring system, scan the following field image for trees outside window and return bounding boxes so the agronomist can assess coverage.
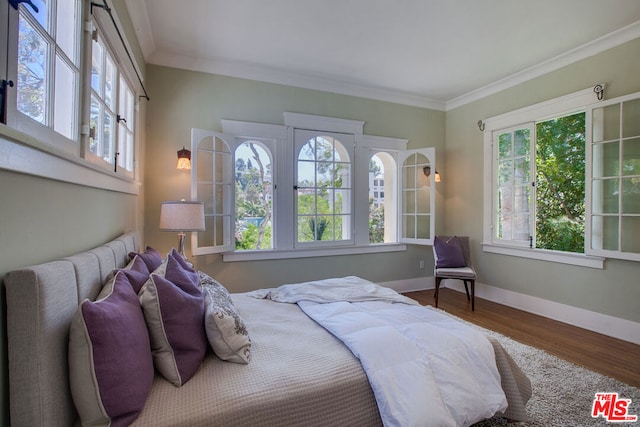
[535,113,585,253]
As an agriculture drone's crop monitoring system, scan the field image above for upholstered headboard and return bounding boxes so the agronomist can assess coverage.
[4,232,140,426]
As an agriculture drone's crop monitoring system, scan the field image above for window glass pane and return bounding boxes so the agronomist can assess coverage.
[103,112,113,163]
[234,141,273,250]
[622,98,640,138]
[498,132,512,158]
[104,53,116,109]
[91,38,103,94]
[296,134,351,244]
[498,160,513,186]
[593,104,620,142]
[403,215,415,239]
[56,0,78,63]
[602,179,619,214]
[89,95,100,155]
[592,142,619,178]
[514,158,529,185]
[514,186,529,212]
[416,215,430,239]
[512,214,530,240]
[30,0,49,31]
[622,138,640,176]
[53,55,76,139]
[403,190,415,213]
[621,217,640,253]
[622,177,640,214]
[594,216,619,251]
[514,128,530,156]
[416,188,430,213]
[498,185,513,213]
[403,163,416,188]
[17,14,48,124]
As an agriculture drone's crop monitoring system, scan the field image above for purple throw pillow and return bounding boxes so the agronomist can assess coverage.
[170,248,197,272]
[69,271,154,426]
[129,246,163,272]
[129,255,151,276]
[139,266,207,386]
[434,236,466,268]
[118,268,150,294]
[165,252,199,290]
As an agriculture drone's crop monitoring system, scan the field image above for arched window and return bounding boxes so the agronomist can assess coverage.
[369,152,397,243]
[295,130,353,245]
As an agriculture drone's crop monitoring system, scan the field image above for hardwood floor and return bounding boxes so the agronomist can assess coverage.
[403,288,640,388]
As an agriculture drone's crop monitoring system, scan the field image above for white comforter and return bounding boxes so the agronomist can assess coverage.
[249,276,507,427]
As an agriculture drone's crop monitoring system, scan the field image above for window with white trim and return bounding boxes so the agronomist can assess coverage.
[483,87,640,264]
[190,114,436,259]
[7,0,82,151]
[587,94,640,261]
[2,1,139,179]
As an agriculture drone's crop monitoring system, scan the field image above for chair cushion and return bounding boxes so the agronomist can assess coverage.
[434,236,466,268]
[435,266,476,279]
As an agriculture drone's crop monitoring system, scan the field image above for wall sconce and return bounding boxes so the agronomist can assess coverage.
[423,166,441,183]
[159,200,205,258]
[177,146,191,170]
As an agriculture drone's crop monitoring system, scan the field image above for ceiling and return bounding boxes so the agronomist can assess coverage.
[125,0,640,110]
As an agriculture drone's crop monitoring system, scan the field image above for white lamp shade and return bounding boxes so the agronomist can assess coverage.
[159,201,205,231]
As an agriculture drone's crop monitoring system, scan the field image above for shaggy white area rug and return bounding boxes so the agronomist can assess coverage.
[445,313,640,426]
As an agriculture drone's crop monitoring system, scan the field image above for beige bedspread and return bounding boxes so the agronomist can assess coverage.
[132,292,530,426]
[131,294,382,426]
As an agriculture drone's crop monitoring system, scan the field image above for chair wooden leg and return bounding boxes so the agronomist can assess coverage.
[470,280,475,311]
[434,276,442,308]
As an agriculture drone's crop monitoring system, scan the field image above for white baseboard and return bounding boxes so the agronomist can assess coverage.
[381,276,434,294]
[382,277,640,346]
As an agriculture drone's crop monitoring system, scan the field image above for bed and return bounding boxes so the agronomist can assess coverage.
[5,233,531,426]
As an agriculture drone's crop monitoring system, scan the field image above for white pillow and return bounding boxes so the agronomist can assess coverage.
[199,272,251,364]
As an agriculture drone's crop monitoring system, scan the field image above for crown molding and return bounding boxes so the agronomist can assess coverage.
[129,0,640,114]
[147,51,447,111]
[446,20,640,111]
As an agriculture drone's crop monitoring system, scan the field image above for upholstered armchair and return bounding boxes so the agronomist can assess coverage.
[433,236,476,310]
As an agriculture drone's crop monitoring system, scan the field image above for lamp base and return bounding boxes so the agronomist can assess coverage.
[177,232,187,258]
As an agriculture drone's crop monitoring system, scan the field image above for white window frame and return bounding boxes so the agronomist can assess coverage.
[585,91,640,262]
[294,128,355,248]
[84,20,135,178]
[482,86,606,268]
[0,0,141,193]
[191,113,435,261]
[492,123,536,248]
[6,0,82,154]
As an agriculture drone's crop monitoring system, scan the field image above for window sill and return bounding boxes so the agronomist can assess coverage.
[482,242,605,269]
[0,124,140,195]
[223,243,407,262]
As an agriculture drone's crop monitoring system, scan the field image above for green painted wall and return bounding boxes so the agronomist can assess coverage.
[144,65,446,291]
[445,37,640,323]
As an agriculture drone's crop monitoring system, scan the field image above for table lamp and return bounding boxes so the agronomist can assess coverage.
[159,200,205,258]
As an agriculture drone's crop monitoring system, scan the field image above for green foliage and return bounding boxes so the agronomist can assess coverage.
[535,113,586,253]
[235,222,272,250]
[369,198,385,243]
[234,142,272,250]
